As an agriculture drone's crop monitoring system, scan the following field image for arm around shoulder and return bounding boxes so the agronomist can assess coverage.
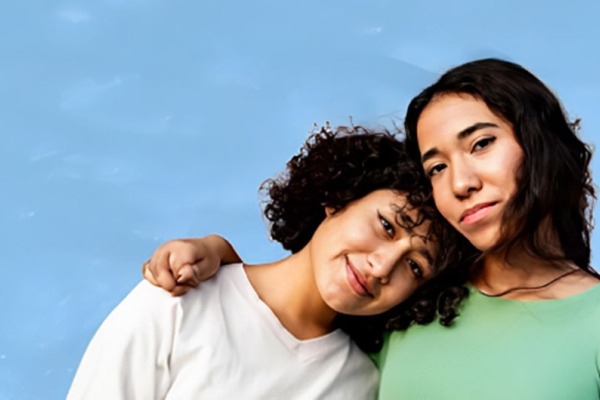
[143,234,243,295]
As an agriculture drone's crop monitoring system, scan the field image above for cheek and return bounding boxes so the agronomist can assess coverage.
[385,273,416,304]
[378,291,411,313]
[504,141,524,177]
[509,155,524,188]
[314,266,344,307]
[495,148,523,197]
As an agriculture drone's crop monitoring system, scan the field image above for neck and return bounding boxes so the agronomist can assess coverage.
[244,250,337,340]
[473,247,585,299]
[474,223,566,295]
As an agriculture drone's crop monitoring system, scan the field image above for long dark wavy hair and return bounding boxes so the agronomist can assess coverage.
[261,125,471,352]
[405,58,597,280]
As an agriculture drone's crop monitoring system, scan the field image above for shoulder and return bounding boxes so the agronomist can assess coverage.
[566,269,600,289]
[118,280,183,312]
[128,264,244,310]
[96,281,184,336]
[105,265,248,336]
[550,270,600,299]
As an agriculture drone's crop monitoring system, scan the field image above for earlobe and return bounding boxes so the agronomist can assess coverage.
[324,206,335,217]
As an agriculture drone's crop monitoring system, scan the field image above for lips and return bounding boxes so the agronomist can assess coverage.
[345,257,374,298]
[460,202,497,225]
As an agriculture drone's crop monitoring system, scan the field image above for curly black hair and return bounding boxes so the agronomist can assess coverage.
[260,126,475,352]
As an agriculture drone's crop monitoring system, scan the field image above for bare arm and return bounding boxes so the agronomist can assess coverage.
[142,234,242,296]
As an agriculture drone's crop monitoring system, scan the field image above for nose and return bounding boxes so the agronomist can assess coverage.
[367,242,405,285]
[450,157,481,199]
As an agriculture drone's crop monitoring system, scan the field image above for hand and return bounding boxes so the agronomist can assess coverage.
[142,237,222,296]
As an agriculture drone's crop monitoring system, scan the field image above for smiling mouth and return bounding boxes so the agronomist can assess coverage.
[345,258,373,298]
[460,202,498,225]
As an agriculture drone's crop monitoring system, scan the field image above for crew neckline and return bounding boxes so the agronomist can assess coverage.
[470,281,600,305]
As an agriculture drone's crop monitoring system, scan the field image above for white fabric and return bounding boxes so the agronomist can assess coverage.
[68,263,378,400]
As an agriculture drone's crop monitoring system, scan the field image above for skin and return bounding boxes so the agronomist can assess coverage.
[417,94,523,252]
[416,93,598,298]
[144,190,438,338]
[307,189,435,316]
[145,97,597,300]
[143,235,242,296]
[247,189,437,339]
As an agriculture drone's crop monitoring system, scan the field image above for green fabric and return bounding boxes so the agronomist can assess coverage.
[377,284,600,399]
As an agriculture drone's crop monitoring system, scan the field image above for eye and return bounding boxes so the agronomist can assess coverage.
[426,163,446,178]
[378,214,395,237]
[472,137,496,152]
[407,259,424,280]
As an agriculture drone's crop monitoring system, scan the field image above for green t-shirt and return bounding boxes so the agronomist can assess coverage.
[376,284,600,399]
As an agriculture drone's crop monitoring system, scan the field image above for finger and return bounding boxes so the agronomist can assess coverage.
[142,261,159,285]
[192,261,218,282]
[175,261,219,288]
[176,264,200,287]
[153,251,177,291]
[171,284,193,297]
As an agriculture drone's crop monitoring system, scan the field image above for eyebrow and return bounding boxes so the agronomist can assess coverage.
[416,247,435,271]
[389,204,436,265]
[420,122,499,164]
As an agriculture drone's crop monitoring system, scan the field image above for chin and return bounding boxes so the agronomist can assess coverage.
[471,239,500,253]
[463,229,501,252]
[331,302,366,316]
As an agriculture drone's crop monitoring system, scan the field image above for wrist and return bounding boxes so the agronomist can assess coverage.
[202,234,241,264]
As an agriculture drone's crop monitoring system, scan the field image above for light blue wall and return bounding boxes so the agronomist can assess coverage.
[2,1,599,398]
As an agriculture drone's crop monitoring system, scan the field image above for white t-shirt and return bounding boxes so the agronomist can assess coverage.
[68,263,378,399]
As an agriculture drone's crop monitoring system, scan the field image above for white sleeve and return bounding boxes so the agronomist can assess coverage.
[67,281,181,400]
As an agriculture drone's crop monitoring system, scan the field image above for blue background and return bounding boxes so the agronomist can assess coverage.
[2,1,600,398]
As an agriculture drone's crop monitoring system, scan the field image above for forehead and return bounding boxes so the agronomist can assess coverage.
[359,189,408,205]
[359,190,434,234]
[385,194,436,242]
[360,190,414,219]
[416,94,506,148]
